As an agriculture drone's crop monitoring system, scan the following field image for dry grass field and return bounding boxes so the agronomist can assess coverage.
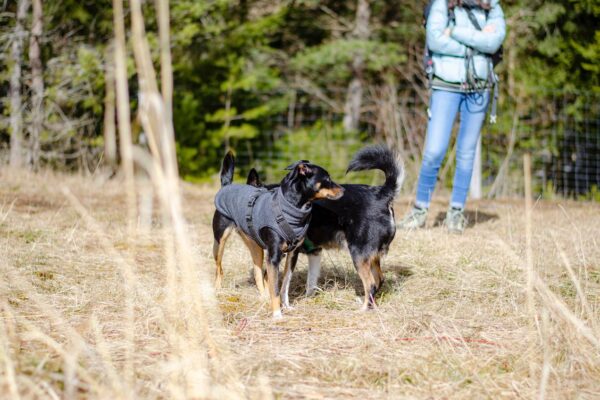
[1,169,599,399]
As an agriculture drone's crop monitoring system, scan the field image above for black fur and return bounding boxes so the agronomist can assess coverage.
[246,168,262,187]
[220,151,235,186]
[314,145,403,256]
[248,145,404,310]
[346,145,403,198]
[212,152,344,318]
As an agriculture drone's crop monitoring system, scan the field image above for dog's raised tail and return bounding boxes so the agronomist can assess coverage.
[220,151,235,186]
[346,145,405,198]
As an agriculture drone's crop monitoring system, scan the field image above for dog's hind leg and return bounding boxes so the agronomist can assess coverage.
[239,232,267,297]
[281,251,299,309]
[354,255,378,311]
[371,255,384,292]
[213,213,235,289]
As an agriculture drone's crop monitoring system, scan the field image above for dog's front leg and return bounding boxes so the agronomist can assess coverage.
[306,252,322,297]
[281,250,299,309]
[265,246,283,319]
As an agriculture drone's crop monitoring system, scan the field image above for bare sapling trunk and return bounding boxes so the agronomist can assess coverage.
[9,0,30,168]
[342,0,370,132]
[28,0,44,170]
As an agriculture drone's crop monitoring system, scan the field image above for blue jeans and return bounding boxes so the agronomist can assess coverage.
[415,89,490,209]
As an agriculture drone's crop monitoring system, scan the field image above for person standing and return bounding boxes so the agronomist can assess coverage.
[398,0,506,233]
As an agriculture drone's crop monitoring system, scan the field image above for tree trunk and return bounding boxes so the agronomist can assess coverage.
[9,0,30,168]
[113,0,137,235]
[155,0,173,121]
[342,0,370,132]
[28,0,44,170]
[103,43,117,168]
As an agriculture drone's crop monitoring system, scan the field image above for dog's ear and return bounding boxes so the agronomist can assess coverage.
[284,160,310,171]
[296,163,313,177]
[246,168,261,187]
[286,162,313,177]
[285,160,313,177]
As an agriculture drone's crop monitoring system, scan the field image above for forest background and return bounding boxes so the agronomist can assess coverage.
[1,0,599,198]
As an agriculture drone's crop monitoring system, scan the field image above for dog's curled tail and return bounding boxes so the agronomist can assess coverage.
[346,145,405,198]
[220,151,235,186]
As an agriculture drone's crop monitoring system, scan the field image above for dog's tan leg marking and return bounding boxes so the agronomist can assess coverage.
[265,259,282,318]
[238,232,266,297]
[371,255,384,291]
[356,257,377,311]
[214,225,234,289]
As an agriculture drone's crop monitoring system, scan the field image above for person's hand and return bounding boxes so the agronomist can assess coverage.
[444,27,452,36]
[483,24,496,33]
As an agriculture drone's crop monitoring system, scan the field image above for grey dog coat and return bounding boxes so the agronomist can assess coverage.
[215,184,312,249]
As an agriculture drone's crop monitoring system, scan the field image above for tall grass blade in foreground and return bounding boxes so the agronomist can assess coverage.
[0,1,255,398]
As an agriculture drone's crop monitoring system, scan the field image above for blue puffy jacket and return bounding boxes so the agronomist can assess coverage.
[426,0,506,85]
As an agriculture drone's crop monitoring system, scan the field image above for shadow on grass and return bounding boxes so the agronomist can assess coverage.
[285,260,414,304]
[433,209,499,228]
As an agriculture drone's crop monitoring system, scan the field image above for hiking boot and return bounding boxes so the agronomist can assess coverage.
[444,207,468,234]
[397,206,428,230]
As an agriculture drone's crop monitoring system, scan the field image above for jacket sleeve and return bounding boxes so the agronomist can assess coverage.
[426,0,466,57]
[450,0,506,54]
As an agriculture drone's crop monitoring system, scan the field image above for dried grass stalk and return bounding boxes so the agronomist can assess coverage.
[125,0,248,397]
[113,0,137,234]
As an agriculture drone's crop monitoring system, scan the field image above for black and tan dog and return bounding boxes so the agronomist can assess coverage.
[247,145,404,311]
[212,151,344,318]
